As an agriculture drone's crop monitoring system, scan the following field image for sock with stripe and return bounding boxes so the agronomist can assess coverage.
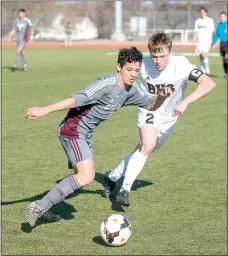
[21,54,27,68]
[36,175,80,211]
[13,54,21,68]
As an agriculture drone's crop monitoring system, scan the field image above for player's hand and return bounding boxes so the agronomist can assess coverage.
[172,102,188,116]
[159,87,172,98]
[25,107,47,120]
[192,39,197,45]
[8,36,11,42]
[211,44,216,50]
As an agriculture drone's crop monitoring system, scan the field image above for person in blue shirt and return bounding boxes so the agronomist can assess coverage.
[212,12,228,77]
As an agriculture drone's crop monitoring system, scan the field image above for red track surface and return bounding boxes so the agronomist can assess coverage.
[2,41,198,50]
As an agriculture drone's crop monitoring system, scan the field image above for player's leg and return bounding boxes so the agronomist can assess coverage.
[69,34,72,46]
[223,53,228,78]
[116,118,177,207]
[26,137,94,227]
[201,52,210,74]
[196,44,206,74]
[101,150,137,198]
[12,42,23,71]
[21,46,28,71]
[220,42,228,77]
[200,42,211,74]
[115,125,158,206]
[101,108,156,198]
[64,35,68,47]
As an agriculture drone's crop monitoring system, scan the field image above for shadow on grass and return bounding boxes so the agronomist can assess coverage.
[2,66,25,72]
[20,200,76,233]
[2,172,152,207]
[92,236,110,247]
[2,172,152,231]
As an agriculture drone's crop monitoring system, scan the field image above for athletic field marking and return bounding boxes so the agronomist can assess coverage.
[2,73,104,86]
[105,52,220,57]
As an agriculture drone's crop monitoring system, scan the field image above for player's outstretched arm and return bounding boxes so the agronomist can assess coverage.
[30,28,34,42]
[147,87,172,111]
[172,74,216,116]
[25,98,76,120]
[8,29,16,41]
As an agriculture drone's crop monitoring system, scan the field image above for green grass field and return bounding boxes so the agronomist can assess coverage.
[2,48,227,255]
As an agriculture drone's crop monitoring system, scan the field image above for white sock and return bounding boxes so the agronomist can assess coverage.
[203,57,210,74]
[200,60,206,73]
[120,150,148,192]
[109,152,134,182]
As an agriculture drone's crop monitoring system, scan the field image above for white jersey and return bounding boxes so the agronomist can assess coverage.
[139,55,196,115]
[194,17,214,43]
[136,55,197,149]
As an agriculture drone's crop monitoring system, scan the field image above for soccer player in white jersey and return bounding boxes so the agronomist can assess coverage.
[193,6,215,74]
[101,33,216,207]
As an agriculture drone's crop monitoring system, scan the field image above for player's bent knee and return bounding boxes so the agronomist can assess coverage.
[141,142,156,156]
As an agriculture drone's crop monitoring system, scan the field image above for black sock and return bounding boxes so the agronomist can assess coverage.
[223,62,227,74]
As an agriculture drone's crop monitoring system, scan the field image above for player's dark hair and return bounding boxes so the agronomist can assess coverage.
[147,32,172,53]
[118,47,143,68]
[199,6,208,13]
[18,8,26,13]
[220,12,227,16]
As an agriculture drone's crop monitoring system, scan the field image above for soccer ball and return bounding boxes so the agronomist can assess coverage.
[100,214,131,246]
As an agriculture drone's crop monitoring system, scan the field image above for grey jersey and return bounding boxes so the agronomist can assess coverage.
[59,73,150,139]
[13,18,32,42]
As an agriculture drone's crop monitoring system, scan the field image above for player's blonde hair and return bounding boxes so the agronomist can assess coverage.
[147,33,172,53]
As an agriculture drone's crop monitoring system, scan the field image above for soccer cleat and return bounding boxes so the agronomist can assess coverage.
[11,67,17,72]
[26,201,46,227]
[22,66,28,71]
[39,210,64,223]
[116,189,130,207]
[101,171,116,198]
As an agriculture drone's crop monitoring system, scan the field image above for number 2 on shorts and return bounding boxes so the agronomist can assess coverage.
[146,113,154,124]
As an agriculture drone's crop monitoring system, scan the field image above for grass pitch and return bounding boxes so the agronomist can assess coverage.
[1,48,227,255]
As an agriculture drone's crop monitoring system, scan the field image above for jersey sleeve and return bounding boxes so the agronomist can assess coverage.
[124,85,151,108]
[178,56,197,81]
[71,78,107,107]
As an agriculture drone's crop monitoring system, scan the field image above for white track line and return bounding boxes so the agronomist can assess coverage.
[105,52,220,57]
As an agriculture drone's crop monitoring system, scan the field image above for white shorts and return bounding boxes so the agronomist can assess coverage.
[137,107,178,151]
[195,41,211,54]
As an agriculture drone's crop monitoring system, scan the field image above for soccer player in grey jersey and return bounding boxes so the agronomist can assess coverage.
[8,8,34,71]
[25,47,172,227]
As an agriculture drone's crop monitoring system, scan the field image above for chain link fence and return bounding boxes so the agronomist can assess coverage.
[2,1,227,41]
